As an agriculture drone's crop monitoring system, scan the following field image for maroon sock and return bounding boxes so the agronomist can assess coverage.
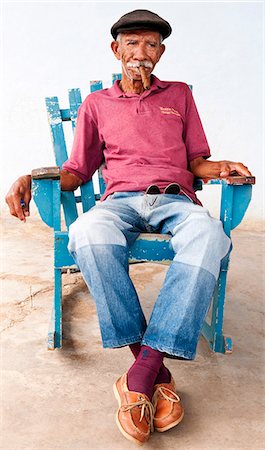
[127,346,164,401]
[129,343,171,385]
[129,342,141,359]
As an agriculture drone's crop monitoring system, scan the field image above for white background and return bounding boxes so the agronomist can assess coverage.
[1,1,264,222]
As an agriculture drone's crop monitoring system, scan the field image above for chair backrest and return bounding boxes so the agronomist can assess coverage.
[45,73,122,228]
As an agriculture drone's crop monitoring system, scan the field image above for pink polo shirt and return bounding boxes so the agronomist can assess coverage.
[62,75,211,203]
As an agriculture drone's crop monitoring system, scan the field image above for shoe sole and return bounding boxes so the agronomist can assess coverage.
[154,409,185,433]
[113,381,146,446]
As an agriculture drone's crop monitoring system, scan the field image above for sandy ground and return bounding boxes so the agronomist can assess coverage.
[1,207,265,450]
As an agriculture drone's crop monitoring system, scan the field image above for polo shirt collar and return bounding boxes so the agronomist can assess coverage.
[109,75,170,98]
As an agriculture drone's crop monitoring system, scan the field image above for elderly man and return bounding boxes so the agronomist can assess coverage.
[6,9,251,446]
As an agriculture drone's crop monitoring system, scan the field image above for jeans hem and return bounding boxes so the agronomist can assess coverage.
[102,334,144,348]
[141,339,196,360]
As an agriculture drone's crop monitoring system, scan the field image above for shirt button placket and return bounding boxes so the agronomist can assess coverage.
[138,97,143,114]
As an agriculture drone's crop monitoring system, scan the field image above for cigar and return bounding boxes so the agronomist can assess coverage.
[139,66,150,90]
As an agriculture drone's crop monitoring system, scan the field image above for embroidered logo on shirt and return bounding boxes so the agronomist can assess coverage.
[160,107,182,118]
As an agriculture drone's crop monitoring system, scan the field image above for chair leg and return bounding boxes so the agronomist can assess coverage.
[202,250,233,354]
[202,267,233,354]
[212,269,230,353]
[48,268,62,350]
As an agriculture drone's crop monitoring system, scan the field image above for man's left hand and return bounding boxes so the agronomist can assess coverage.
[190,157,252,179]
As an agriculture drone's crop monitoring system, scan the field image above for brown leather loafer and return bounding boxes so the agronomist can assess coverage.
[113,373,154,445]
[152,375,184,432]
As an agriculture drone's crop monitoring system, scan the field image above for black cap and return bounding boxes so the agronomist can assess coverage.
[111,9,172,40]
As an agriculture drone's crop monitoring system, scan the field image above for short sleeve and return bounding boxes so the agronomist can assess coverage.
[183,87,211,162]
[62,104,104,182]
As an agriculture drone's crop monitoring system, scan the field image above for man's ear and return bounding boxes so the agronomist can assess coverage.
[158,44,166,61]
[111,41,121,60]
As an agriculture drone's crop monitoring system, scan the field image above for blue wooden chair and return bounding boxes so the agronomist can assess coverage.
[32,74,255,353]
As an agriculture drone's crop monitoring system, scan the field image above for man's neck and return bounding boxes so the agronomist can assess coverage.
[119,77,151,95]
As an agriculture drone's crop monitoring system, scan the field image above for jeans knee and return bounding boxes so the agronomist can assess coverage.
[187,212,222,239]
[172,212,231,261]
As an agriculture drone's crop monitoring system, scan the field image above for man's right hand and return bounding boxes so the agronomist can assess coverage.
[5,175,32,222]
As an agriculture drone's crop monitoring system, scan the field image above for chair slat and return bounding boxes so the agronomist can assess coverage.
[90,80,103,92]
[45,96,78,226]
[79,183,96,212]
[112,73,122,84]
[61,192,78,228]
[60,109,71,121]
[88,81,106,198]
[68,88,82,131]
[45,96,69,167]
[98,165,106,197]
[68,88,96,212]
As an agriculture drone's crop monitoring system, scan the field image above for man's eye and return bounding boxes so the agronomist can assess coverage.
[127,41,136,45]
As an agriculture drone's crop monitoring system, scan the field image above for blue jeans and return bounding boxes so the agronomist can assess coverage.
[68,192,231,360]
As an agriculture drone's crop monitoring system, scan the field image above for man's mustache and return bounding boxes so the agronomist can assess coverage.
[126,61,153,69]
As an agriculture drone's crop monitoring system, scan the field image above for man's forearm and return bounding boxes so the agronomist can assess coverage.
[60,169,83,191]
[190,159,226,178]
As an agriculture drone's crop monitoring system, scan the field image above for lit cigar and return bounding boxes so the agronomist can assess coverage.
[139,66,150,90]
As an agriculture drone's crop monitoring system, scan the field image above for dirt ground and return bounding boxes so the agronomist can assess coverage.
[1,207,264,449]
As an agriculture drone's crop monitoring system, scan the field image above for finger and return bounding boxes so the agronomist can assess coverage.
[219,163,231,178]
[5,196,20,220]
[12,195,27,221]
[7,202,25,221]
[220,169,230,177]
[6,201,17,218]
[231,163,252,177]
[23,191,32,216]
[21,199,30,218]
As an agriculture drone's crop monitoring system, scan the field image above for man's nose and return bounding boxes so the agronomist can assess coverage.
[132,44,147,60]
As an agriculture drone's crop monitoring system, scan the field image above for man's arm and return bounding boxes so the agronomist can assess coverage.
[190,157,252,179]
[5,170,83,222]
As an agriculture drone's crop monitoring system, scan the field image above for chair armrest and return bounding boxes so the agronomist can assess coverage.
[194,175,255,191]
[202,175,255,186]
[225,175,255,185]
[31,166,60,180]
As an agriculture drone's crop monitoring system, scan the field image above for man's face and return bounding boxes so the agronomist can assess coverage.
[111,30,165,82]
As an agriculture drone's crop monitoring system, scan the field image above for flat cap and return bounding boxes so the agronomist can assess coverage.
[111,9,172,40]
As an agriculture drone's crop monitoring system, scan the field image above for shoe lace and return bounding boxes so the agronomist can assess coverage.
[153,386,181,406]
[121,397,155,431]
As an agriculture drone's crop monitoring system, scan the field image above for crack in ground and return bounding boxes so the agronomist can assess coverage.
[0,285,53,333]
[1,278,84,334]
